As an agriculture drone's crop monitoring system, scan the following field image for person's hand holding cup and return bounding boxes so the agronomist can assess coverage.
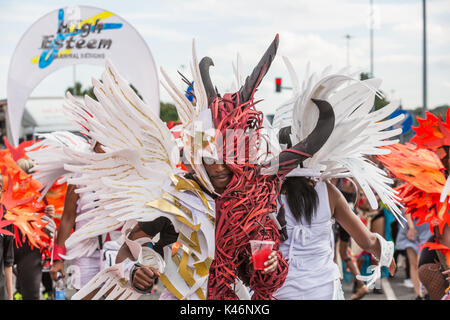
[250,240,277,273]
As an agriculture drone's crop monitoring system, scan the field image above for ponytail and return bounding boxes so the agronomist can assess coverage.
[278,126,318,224]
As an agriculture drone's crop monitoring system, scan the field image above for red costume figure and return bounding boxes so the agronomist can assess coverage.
[202,35,335,300]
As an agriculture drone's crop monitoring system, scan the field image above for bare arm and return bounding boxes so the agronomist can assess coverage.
[4,266,13,300]
[328,182,381,258]
[50,184,79,280]
[328,182,396,276]
[56,184,79,247]
[405,214,417,241]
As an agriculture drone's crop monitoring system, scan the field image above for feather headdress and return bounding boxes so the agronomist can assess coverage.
[272,57,405,224]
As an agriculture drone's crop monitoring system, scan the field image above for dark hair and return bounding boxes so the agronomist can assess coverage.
[278,126,319,224]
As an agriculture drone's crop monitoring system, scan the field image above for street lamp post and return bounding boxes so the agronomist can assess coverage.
[370,0,374,78]
[345,34,352,67]
[422,0,428,115]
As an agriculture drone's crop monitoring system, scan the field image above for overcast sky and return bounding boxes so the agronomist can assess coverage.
[0,0,449,116]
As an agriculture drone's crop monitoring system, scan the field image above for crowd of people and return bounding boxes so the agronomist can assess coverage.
[0,34,449,301]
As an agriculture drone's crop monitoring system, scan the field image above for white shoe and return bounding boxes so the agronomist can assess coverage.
[402,279,414,288]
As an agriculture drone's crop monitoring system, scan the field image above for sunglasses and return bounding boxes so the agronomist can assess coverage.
[202,157,222,165]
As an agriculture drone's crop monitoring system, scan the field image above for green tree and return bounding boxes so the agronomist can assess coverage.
[159,102,179,122]
[66,81,95,100]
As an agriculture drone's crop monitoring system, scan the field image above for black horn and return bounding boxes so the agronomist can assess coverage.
[199,57,217,105]
[275,98,335,177]
[238,34,279,103]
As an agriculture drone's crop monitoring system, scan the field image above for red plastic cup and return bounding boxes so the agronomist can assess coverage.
[250,240,274,270]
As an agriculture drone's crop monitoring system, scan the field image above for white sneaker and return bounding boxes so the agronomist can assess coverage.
[402,279,414,288]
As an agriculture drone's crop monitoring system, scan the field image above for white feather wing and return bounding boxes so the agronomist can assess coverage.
[26,131,91,200]
[283,59,405,223]
[62,60,180,255]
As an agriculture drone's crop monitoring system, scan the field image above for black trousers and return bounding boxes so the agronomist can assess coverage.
[41,271,53,294]
[14,243,42,300]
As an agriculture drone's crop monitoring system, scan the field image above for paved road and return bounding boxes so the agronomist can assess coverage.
[51,260,418,300]
[142,265,417,301]
[342,265,417,300]
[112,263,419,300]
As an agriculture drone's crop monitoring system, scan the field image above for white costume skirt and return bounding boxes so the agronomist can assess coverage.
[274,278,344,300]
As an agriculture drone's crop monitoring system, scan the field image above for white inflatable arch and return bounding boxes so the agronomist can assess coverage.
[7,5,160,145]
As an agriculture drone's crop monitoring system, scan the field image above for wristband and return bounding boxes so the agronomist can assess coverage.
[52,243,66,261]
[374,233,394,267]
[356,233,394,289]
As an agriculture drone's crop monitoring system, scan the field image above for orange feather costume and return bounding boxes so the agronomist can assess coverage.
[0,138,66,253]
[377,111,450,266]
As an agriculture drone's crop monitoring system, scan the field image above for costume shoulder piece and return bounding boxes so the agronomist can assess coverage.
[73,174,217,300]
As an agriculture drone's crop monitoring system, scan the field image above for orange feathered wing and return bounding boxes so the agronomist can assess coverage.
[0,207,13,237]
[411,109,450,150]
[42,182,67,228]
[3,137,36,162]
[378,143,450,234]
[0,148,51,249]
[420,241,450,267]
[379,112,450,264]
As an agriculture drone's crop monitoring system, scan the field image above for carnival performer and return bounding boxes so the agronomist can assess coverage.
[28,34,338,300]
[113,159,279,300]
[0,141,57,300]
[170,35,336,300]
[25,129,110,292]
[418,225,450,300]
[27,52,221,300]
[0,174,14,300]
[269,58,405,299]
[48,141,106,291]
[377,110,450,299]
[13,158,56,300]
[395,210,432,299]
[0,141,51,252]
